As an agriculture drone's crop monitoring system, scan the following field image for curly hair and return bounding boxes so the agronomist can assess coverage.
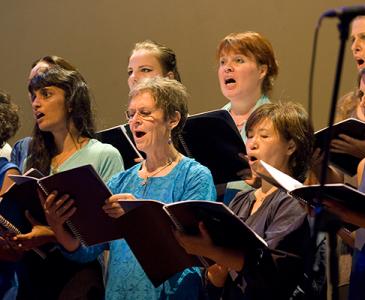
[26,66,95,174]
[0,90,19,147]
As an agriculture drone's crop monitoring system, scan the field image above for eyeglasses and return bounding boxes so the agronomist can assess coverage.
[125,109,157,122]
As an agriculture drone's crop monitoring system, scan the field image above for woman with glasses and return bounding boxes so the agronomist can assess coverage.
[42,77,216,300]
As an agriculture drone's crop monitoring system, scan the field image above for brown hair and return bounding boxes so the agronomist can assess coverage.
[335,68,365,122]
[217,32,278,96]
[246,102,314,182]
[0,90,19,147]
[130,40,181,82]
[26,66,95,174]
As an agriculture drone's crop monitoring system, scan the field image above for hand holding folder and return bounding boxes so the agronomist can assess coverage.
[315,117,365,176]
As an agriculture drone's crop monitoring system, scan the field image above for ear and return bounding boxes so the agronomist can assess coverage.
[166,71,175,80]
[286,139,296,156]
[168,111,181,130]
[258,64,268,80]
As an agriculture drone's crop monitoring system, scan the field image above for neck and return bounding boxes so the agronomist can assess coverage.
[52,126,85,155]
[230,91,262,115]
[144,145,179,171]
[260,179,275,194]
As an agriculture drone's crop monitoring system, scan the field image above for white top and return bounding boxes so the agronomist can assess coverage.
[0,143,12,161]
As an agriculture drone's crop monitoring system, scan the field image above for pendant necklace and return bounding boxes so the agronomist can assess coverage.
[140,155,179,186]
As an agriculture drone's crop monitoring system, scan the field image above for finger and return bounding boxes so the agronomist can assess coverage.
[55,198,74,216]
[313,148,321,156]
[43,191,59,210]
[107,193,136,203]
[54,194,71,210]
[103,205,125,215]
[134,157,144,163]
[338,134,356,143]
[37,188,47,206]
[59,206,77,223]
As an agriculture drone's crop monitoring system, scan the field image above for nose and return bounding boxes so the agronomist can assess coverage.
[31,94,40,109]
[128,112,142,125]
[247,137,258,150]
[352,37,362,53]
[128,72,139,89]
[224,63,233,73]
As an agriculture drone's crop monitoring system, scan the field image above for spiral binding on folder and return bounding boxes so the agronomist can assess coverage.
[37,182,49,197]
[0,214,21,235]
[66,220,87,246]
[0,214,46,259]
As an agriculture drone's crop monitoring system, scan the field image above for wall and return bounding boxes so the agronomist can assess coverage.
[0,0,363,143]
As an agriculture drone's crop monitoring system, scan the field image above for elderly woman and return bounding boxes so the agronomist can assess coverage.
[43,77,217,300]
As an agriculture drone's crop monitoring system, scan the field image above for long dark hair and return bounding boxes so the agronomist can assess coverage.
[26,66,95,174]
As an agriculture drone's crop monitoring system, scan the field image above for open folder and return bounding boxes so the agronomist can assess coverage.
[96,123,144,169]
[314,117,365,176]
[256,160,365,213]
[5,165,122,247]
[117,199,267,287]
[177,109,250,184]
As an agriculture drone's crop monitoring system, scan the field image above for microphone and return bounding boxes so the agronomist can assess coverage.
[322,5,365,20]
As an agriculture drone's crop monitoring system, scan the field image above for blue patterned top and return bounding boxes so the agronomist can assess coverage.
[65,156,216,300]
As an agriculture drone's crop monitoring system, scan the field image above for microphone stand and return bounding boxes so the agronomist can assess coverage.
[315,15,353,300]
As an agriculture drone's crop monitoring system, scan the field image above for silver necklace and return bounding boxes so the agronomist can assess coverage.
[140,157,176,186]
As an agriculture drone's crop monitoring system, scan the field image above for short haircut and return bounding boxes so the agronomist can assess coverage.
[129,77,188,146]
[246,102,314,182]
[217,32,279,96]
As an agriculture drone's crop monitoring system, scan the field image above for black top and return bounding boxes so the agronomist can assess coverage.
[207,189,310,300]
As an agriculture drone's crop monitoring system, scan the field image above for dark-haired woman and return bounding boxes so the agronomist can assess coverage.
[176,102,315,299]
[11,66,123,300]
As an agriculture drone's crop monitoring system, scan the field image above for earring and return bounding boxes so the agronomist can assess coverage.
[168,133,172,145]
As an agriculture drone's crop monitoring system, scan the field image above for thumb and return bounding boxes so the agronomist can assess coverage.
[37,188,47,206]
[25,210,40,226]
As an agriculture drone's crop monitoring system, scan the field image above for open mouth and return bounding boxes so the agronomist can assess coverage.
[134,131,146,138]
[357,58,365,67]
[248,156,258,162]
[35,112,45,120]
[225,78,236,85]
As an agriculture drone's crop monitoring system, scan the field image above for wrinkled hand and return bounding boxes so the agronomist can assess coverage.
[103,193,136,218]
[12,211,56,251]
[331,134,365,158]
[323,199,365,228]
